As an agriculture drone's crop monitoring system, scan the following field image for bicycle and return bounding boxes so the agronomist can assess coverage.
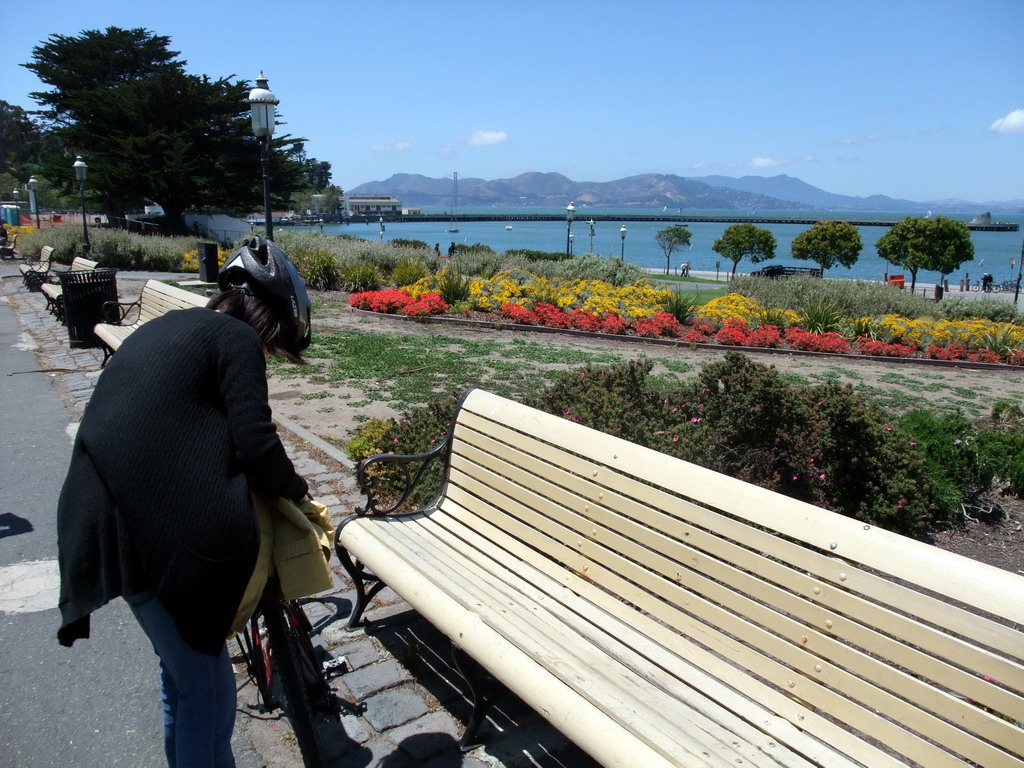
[236,594,345,768]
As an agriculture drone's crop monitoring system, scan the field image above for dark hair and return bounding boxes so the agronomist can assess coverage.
[207,289,307,364]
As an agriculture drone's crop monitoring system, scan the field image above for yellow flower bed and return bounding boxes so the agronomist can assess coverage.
[865,314,1024,349]
[405,269,673,319]
[180,247,231,273]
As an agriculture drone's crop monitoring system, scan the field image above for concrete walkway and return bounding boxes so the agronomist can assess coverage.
[0,264,595,768]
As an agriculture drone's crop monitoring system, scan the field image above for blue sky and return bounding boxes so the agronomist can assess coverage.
[3,0,1022,203]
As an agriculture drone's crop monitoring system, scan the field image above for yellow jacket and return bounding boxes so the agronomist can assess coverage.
[230,494,334,636]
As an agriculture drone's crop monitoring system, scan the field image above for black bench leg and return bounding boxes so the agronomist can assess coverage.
[334,545,387,630]
[452,643,500,752]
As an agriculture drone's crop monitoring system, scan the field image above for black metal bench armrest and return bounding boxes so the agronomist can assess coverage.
[354,438,451,517]
[101,298,140,325]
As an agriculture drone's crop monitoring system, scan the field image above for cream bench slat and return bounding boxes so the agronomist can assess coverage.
[94,279,207,364]
[20,245,55,291]
[373,514,833,768]
[0,233,17,260]
[335,387,1024,768]
[40,257,100,321]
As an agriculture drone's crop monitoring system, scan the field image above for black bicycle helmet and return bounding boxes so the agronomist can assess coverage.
[219,236,312,352]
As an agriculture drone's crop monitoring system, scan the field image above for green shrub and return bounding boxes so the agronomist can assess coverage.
[528,359,672,449]
[436,268,471,305]
[359,398,457,509]
[662,289,700,324]
[799,299,846,334]
[731,274,936,319]
[344,263,384,292]
[940,296,1022,324]
[294,249,343,290]
[392,258,430,288]
[345,417,395,464]
[528,352,955,534]
[17,227,191,270]
[506,249,573,263]
[532,254,648,286]
[389,238,431,251]
[895,410,994,501]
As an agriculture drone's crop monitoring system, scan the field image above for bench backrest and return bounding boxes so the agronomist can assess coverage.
[136,280,208,324]
[70,256,99,271]
[440,389,1024,768]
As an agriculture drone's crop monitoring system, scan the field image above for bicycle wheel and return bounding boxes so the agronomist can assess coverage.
[236,616,275,710]
[263,601,329,768]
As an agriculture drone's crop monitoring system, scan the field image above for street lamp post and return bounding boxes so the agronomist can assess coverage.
[619,225,627,260]
[73,156,90,255]
[588,219,595,253]
[248,72,279,240]
[568,233,574,255]
[565,202,575,256]
[379,216,385,242]
[26,177,40,229]
[1014,237,1023,306]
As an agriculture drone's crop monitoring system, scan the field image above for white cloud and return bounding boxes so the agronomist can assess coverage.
[464,130,508,147]
[370,140,412,154]
[750,157,786,168]
[990,109,1024,134]
[750,155,815,169]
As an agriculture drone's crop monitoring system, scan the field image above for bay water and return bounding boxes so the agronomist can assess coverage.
[296,208,1024,286]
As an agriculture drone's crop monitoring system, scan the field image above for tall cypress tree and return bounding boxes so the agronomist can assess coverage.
[24,26,313,231]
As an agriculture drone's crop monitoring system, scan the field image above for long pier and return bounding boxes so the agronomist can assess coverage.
[343,213,1017,231]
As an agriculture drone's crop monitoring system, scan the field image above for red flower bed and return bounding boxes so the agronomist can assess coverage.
[925,342,969,361]
[599,314,629,334]
[498,303,539,324]
[855,337,919,357]
[714,318,750,346]
[632,311,683,338]
[784,328,851,354]
[534,302,573,329]
[567,308,602,332]
[747,324,783,348]
[401,292,448,317]
[351,288,413,313]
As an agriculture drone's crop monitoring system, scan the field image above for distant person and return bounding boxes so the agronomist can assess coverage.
[0,223,8,243]
[982,273,993,292]
[681,260,690,277]
[448,241,457,258]
[434,242,440,256]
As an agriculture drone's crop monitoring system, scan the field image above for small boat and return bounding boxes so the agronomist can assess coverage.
[505,225,512,230]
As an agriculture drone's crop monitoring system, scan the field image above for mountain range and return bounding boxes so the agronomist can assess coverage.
[347,173,1023,214]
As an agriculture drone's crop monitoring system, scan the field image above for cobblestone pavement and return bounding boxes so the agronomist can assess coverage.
[2,270,595,768]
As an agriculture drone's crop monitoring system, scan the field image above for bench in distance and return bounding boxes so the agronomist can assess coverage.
[40,256,100,323]
[94,279,208,364]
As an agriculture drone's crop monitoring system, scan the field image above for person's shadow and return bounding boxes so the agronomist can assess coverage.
[0,513,33,539]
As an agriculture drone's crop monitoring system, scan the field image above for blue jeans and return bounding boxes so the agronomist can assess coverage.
[127,592,236,768]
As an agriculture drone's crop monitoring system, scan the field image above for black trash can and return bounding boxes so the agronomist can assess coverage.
[198,242,219,283]
[59,268,118,348]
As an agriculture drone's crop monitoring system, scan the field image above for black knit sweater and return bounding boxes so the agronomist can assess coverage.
[57,308,308,655]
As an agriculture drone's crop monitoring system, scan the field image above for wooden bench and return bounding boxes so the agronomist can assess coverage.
[20,245,54,291]
[40,257,100,323]
[0,233,17,260]
[335,387,1024,768]
[94,279,208,364]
